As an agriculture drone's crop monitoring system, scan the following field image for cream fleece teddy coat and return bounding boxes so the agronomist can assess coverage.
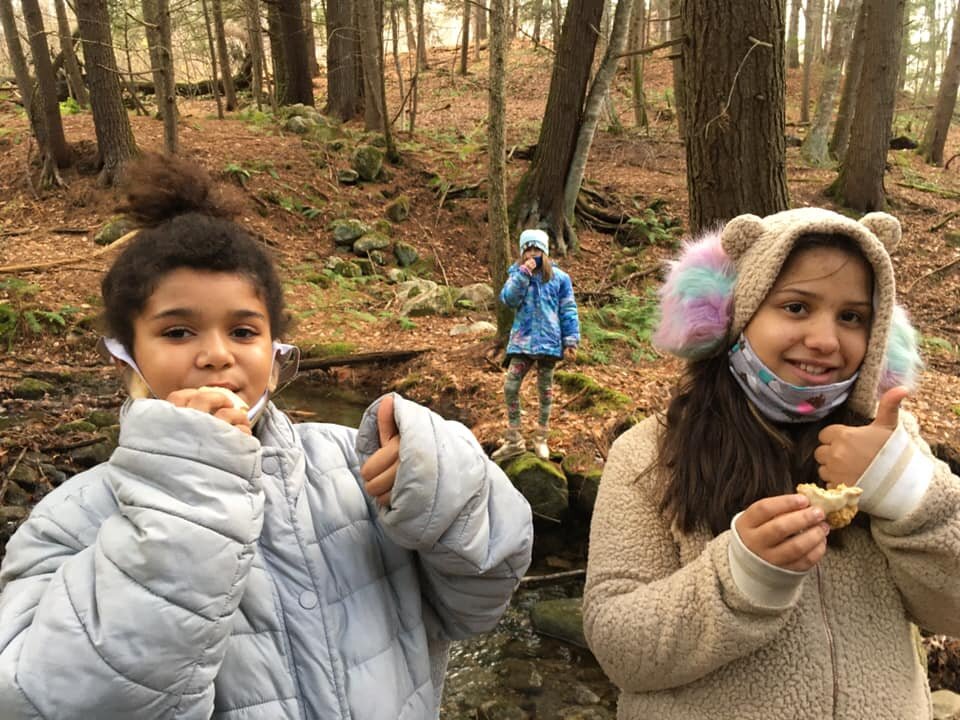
[584,412,960,720]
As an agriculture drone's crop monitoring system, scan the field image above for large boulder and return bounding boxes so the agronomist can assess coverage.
[385,195,410,222]
[94,216,135,246]
[530,597,587,648]
[352,232,391,254]
[330,219,369,246]
[395,279,456,316]
[500,453,568,523]
[352,145,384,181]
[394,240,419,267]
[455,283,496,310]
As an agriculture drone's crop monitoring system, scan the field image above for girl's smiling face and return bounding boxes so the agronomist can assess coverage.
[743,246,873,387]
[131,269,276,406]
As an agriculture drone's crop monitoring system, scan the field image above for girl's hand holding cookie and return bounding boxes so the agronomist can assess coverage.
[735,494,830,572]
[166,387,253,435]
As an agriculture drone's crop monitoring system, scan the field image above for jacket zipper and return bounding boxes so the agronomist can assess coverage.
[816,565,838,718]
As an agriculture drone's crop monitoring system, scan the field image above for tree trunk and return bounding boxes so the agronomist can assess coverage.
[787,0,802,67]
[415,0,429,68]
[801,0,858,165]
[389,0,405,117]
[303,0,320,76]
[357,0,388,132]
[201,0,225,118]
[477,0,487,39]
[266,0,287,107]
[832,0,905,211]
[917,0,938,99]
[509,0,605,253]
[533,0,543,42]
[157,0,178,151]
[53,0,87,106]
[670,0,684,138]
[629,0,648,127]
[551,0,561,44]
[141,0,166,119]
[459,0,470,73]
[655,0,668,40]
[325,0,362,119]
[21,0,71,167]
[829,0,866,159]
[800,0,822,123]
[276,0,314,104]
[488,0,513,345]
[680,0,788,233]
[212,0,237,109]
[403,0,416,56]
[919,0,960,165]
[0,0,47,151]
[563,0,634,237]
[76,0,138,185]
[246,0,265,109]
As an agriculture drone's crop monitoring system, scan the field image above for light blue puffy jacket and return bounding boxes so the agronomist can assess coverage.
[0,394,533,719]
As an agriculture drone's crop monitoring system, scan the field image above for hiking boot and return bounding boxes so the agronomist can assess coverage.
[532,428,550,460]
[492,427,525,462]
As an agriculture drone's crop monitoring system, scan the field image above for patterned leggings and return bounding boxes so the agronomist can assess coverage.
[504,356,555,428]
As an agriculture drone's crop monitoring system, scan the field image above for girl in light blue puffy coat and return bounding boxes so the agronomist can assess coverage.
[0,154,533,720]
[492,228,580,463]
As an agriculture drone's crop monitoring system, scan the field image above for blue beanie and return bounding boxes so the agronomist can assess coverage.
[519,228,549,255]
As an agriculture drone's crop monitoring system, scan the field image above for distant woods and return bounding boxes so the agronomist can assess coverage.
[0,0,958,225]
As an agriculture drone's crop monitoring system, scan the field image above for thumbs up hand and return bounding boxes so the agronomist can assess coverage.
[360,394,401,507]
[814,387,909,489]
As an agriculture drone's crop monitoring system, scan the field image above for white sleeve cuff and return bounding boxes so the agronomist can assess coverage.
[855,422,934,521]
[728,513,808,610]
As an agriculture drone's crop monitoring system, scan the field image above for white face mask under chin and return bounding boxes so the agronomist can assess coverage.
[98,336,300,425]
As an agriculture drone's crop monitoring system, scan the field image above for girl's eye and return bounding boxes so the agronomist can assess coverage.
[232,327,259,339]
[783,302,806,315]
[162,327,192,339]
[840,310,864,324]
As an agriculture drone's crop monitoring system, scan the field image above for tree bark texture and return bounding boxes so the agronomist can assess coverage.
[157,0,178,152]
[403,0,416,56]
[141,0,166,118]
[21,0,71,167]
[669,0,684,138]
[212,0,237,109]
[53,0,87,106]
[829,0,866,159]
[303,0,319,76]
[325,0,362,120]
[680,0,789,233]
[275,0,314,104]
[800,0,822,123]
[488,0,513,345]
[76,0,138,185]
[459,0,470,73]
[919,1,960,165]
[834,0,905,211]
[509,0,604,253]
[563,0,634,232]
[0,0,43,134]
[201,0,225,119]
[629,0,648,126]
[801,0,858,165]
[416,0,429,68]
[533,0,543,42]
[357,0,385,129]
[246,0,265,108]
[266,0,285,110]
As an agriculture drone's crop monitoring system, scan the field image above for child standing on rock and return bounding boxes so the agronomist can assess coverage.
[583,208,960,719]
[0,154,533,720]
[493,228,580,462]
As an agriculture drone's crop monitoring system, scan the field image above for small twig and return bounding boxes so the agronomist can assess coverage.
[945,153,959,171]
[904,256,960,294]
[50,227,92,235]
[519,568,585,587]
[0,447,28,505]
[0,229,139,274]
[615,36,683,59]
[40,435,108,453]
[929,210,960,232]
[704,36,772,137]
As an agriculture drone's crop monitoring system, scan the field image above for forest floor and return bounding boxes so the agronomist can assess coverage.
[1,43,960,497]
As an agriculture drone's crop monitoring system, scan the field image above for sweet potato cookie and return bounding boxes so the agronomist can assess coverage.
[796,483,864,529]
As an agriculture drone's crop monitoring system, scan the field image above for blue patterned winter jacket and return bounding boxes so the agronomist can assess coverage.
[501,263,580,358]
[0,394,533,719]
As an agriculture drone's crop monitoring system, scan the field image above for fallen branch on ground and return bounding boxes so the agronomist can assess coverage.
[0,230,139,274]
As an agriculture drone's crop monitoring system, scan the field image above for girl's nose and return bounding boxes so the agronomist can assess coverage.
[804,317,840,354]
[196,334,234,368]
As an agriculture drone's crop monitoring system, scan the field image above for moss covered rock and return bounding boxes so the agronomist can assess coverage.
[530,597,586,648]
[385,195,410,222]
[501,453,568,523]
[554,371,630,414]
[331,218,369,246]
[12,378,54,399]
[352,145,384,181]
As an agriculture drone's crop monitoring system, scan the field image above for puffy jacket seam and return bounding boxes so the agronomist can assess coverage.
[415,412,444,547]
[331,562,414,608]
[8,670,51,720]
[306,516,372,547]
[24,513,85,552]
[347,622,420,670]
[100,549,219,622]
[61,569,173,696]
[217,694,299,712]
[117,444,253,483]
[112,500,254,546]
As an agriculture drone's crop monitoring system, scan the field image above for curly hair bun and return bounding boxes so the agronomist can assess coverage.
[118,152,238,226]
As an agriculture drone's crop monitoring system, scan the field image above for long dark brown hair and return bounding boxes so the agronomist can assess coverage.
[656,234,874,536]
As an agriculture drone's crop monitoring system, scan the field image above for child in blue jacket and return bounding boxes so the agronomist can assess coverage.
[493,228,580,462]
[0,154,533,720]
